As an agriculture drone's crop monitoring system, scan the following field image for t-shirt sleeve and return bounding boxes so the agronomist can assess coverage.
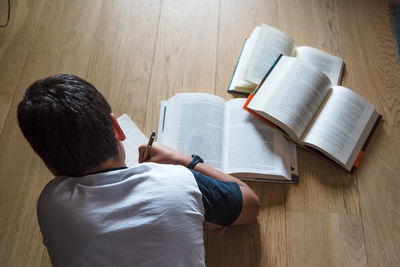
[188,169,243,226]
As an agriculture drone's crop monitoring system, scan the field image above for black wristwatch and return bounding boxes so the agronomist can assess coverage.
[187,154,204,169]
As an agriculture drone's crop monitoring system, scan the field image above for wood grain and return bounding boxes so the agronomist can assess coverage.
[0,0,45,133]
[144,0,219,134]
[85,0,162,130]
[286,211,367,267]
[30,0,102,54]
[0,0,399,266]
[285,149,360,214]
[335,0,400,265]
[205,182,286,267]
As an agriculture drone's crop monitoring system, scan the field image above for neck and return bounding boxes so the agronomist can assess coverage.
[82,156,126,176]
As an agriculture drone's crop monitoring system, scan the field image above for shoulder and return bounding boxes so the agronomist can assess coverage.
[37,164,205,227]
[133,163,199,191]
[37,176,69,210]
[140,162,193,178]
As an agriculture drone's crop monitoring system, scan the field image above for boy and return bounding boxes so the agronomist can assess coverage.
[17,74,259,266]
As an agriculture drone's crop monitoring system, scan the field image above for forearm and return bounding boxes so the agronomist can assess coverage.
[172,154,247,187]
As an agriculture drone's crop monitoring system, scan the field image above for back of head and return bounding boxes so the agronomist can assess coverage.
[17,74,118,176]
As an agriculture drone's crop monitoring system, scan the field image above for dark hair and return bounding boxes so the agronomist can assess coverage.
[17,74,118,176]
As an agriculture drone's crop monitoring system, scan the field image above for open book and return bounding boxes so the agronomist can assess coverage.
[244,56,381,172]
[228,24,344,94]
[117,114,148,166]
[157,93,298,183]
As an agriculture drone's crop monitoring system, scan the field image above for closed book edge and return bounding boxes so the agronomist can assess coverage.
[227,39,255,95]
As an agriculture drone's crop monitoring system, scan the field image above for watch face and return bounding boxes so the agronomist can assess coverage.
[188,155,203,169]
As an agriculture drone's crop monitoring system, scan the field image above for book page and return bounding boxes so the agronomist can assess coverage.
[302,86,379,170]
[244,24,296,84]
[228,27,260,93]
[296,46,344,85]
[223,98,294,180]
[158,93,225,170]
[117,114,148,166]
[247,56,332,142]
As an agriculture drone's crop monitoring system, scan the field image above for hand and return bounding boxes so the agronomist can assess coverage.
[203,222,228,236]
[138,142,191,166]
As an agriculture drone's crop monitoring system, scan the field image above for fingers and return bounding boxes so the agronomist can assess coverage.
[138,142,163,163]
[137,142,191,166]
[217,226,228,236]
[203,222,217,230]
[138,144,146,163]
[203,222,228,236]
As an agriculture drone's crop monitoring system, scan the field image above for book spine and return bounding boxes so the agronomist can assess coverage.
[253,54,283,95]
[242,54,284,128]
[352,114,383,168]
[243,94,276,128]
[227,39,248,94]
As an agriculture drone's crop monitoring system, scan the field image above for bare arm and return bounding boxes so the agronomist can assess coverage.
[138,142,260,225]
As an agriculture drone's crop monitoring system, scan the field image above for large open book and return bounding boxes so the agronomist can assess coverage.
[228,24,344,94]
[157,93,298,183]
[244,56,381,172]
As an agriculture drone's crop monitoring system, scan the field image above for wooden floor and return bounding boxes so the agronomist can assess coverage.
[0,0,399,266]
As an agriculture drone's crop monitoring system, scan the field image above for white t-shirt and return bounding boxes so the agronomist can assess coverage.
[37,163,205,267]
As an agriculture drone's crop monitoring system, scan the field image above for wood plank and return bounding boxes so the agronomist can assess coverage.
[144,0,219,133]
[205,183,286,267]
[30,0,102,54]
[0,0,45,133]
[86,0,162,131]
[285,149,360,214]
[278,0,342,55]
[0,52,89,267]
[0,93,11,132]
[335,0,400,265]
[215,0,279,97]
[286,211,367,267]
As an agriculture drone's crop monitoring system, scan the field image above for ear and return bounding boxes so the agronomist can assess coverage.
[110,113,126,141]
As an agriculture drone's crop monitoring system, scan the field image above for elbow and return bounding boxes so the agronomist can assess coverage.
[245,186,260,223]
[248,193,260,223]
[233,190,260,226]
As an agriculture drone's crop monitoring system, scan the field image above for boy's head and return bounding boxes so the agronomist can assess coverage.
[17,74,122,177]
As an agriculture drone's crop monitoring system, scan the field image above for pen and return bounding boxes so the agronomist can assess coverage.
[143,131,156,161]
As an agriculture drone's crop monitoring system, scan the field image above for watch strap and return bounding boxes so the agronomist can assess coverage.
[187,154,204,169]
